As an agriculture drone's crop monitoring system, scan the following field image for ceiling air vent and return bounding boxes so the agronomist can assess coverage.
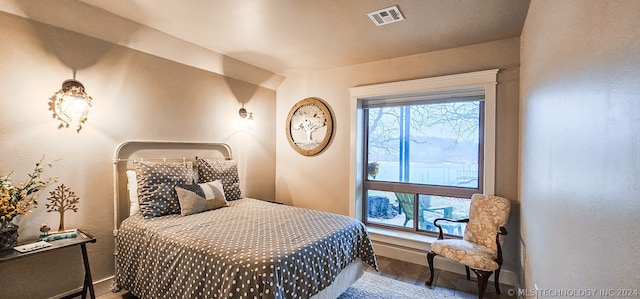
[367,5,404,26]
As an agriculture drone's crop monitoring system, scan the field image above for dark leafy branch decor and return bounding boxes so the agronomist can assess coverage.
[46,184,79,231]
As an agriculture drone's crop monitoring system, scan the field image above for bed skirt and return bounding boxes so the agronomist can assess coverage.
[311,260,366,299]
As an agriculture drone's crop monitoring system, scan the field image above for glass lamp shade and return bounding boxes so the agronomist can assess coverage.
[239,107,248,118]
[50,79,92,131]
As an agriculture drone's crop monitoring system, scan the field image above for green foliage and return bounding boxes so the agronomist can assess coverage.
[0,157,55,225]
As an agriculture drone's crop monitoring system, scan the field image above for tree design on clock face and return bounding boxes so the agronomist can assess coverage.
[291,104,327,150]
[286,98,334,156]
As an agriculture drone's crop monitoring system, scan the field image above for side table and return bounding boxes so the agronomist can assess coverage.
[0,229,97,299]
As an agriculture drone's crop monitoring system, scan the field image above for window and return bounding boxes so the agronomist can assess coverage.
[363,99,483,236]
[349,70,498,238]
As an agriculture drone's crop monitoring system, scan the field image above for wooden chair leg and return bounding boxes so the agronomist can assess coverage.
[471,269,493,299]
[494,265,502,294]
[425,251,436,286]
[465,265,471,280]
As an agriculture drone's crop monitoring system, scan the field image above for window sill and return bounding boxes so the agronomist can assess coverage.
[366,226,438,252]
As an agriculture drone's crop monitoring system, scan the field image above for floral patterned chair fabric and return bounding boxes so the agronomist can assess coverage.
[431,239,500,271]
[425,194,511,299]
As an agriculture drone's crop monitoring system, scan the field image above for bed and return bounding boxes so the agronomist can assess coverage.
[112,141,377,299]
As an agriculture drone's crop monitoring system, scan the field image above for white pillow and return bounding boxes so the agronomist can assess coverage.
[126,170,140,216]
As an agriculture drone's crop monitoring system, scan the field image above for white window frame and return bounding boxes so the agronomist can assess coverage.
[348,69,498,220]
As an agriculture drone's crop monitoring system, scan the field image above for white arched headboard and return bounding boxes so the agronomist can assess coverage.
[112,140,232,234]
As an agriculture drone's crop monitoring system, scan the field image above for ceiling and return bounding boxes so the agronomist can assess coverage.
[3,0,530,76]
[74,0,529,75]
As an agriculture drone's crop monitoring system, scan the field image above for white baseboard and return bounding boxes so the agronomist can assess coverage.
[49,275,115,299]
[95,276,117,296]
[372,240,518,287]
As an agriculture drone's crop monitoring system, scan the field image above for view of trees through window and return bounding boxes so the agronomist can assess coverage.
[364,99,483,236]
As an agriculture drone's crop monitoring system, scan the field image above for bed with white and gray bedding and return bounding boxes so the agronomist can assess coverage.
[112,141,377,299]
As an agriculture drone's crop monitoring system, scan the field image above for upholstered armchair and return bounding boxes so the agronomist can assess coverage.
[425,194,511,299]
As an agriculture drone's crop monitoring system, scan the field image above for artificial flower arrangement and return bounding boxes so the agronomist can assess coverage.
[0,156,56,229]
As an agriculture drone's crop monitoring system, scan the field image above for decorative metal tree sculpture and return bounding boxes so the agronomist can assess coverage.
[290,104,327,150]
[45,184,79,231]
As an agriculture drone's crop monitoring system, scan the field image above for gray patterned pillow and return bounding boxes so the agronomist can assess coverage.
[135,161,193,218]
[175,180,228,216]
[197,158,242,201]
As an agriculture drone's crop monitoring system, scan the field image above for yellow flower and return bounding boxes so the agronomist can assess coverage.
[0,156,54,225]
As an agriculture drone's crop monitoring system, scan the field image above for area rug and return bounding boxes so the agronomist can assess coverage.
[337,272,460,299]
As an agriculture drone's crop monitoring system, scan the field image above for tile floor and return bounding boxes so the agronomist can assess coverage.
[369,255,516,299]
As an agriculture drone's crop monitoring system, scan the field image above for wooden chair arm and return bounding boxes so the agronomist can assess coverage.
[498,226,508,236]
[495,226,508,264]
[433,218,469,239]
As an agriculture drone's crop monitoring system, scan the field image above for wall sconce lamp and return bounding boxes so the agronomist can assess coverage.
[238,104,254,128]
[49,79,93,132]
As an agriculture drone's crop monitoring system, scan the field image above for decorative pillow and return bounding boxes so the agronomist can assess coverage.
[135,161,193,218]
[197,158,242,201]
[126,170,140,216]
[175,180,228,216]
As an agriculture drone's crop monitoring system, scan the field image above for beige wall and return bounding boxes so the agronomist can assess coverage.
[0,13,276,298]
[276,38,521,271]
[520,0,640,291]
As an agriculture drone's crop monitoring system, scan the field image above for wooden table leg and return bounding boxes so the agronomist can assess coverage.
[80,244,95,299]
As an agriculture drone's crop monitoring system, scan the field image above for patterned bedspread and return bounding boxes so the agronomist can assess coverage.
[116,198,377,299]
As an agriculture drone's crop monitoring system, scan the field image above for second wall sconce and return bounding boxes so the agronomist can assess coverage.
[49,79,93,132]
[238,104,254,128]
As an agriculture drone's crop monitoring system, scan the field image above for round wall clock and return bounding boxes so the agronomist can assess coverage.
[286,97,334,156]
